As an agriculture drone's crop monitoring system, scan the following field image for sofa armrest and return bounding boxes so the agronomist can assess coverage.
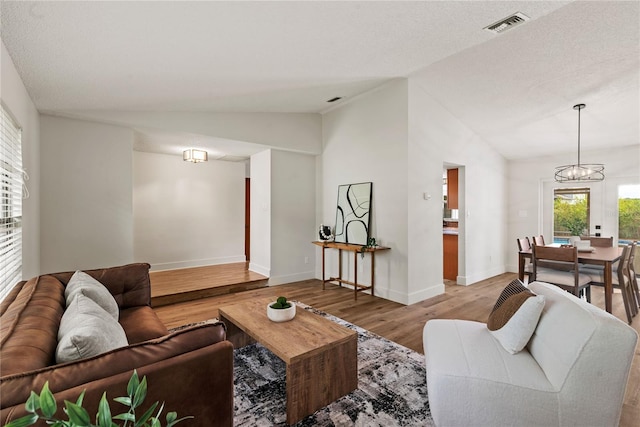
[49,263,152,308]
[1,321,227,411]
[0,280,27,316]
[2,340,234,427]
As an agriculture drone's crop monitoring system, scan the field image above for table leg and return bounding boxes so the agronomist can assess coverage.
[518,252,525,281]
[371,252,375,297]
[604,261,613,313]
[338,248,343,286]
[285,334,357,424]
[321,246,326,290]
[218,314,255,349]
[354,250,358,300]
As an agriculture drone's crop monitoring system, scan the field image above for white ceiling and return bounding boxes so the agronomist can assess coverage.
[1,1,638,161]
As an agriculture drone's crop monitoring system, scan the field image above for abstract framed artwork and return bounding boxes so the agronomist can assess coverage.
[334,182,372,245]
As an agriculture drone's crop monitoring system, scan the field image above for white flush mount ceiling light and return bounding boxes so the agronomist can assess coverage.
[554,104,604,182]
[183,148,208,163]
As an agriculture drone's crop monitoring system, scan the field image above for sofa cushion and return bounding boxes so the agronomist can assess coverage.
[65,271,119,320]
[423,319,558,426]
[487,279,545,354]
[51,263,152,309]
[56,294,128,363]
[119,306,170,344]
[0,276,66,375]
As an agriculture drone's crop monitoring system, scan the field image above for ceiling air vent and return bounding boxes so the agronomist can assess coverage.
[484,12,530,34]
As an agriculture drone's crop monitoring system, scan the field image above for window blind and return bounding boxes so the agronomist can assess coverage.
[0,104,23,302]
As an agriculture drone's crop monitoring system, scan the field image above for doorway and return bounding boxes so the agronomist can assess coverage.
[443,167,459,281]
[443,164,466,284]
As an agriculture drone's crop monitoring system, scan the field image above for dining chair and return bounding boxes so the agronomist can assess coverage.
[585,244,635,324]
[532,235,545,246]
[579,236,614,247]
[577,237,613,272]
[628,242,639,312]
[517,237,533,282]
[532,245,593,302]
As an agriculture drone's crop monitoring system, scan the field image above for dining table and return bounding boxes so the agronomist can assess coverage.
[519,245,623,314]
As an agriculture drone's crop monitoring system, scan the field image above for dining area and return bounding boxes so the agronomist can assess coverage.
[518,235,640,324]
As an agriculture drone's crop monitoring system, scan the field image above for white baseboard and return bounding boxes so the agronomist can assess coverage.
[407,283,445,305]
[150,256,246,272]
[268,270,315,286]
[462,266,506,286]
[249,262,270,277]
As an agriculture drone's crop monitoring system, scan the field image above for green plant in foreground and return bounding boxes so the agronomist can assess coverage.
[270,296,291,309]
[4,370,191,427]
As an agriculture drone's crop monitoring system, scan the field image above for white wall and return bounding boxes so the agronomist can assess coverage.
[321,78,508,304]
[270,150,316,285]
[321,80,409,303]
[507,144,640,272]
[65,111,322,155]
[408,79,508,297]
[250,150,272,277]
[40,115,134,273]
[133,151,245,270]
[1,39,40,278]
[249,149,316,283]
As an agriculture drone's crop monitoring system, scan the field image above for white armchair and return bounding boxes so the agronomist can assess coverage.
[423,281,638,426]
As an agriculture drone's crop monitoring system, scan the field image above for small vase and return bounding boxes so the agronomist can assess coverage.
[267,303,296,322]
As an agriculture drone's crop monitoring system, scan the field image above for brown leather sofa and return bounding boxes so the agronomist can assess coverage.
[0,263,233,427]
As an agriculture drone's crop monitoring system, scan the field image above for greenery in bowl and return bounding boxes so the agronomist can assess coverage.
[4,370,191,427]
[359,237,377,258]
[269,296,291,309]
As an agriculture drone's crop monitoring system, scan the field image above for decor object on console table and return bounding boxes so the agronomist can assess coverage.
[318,224,333,241]
[359,237,377,258]
[312,241,390,300]
[267,296,296,322]
[334,182,372,245]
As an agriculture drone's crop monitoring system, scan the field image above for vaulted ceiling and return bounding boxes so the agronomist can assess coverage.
[1,1,638,160]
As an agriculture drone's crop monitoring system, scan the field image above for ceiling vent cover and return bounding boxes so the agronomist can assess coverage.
[484,12,530,34]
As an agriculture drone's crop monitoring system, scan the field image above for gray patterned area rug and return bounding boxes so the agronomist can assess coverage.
[233,303,434,427]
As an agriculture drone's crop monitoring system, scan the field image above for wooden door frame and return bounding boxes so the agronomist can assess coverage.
[245,178,250,261]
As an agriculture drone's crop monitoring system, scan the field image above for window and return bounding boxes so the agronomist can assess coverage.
[553,187,590,243]
[619,184,640,275]
[0,104,23,301]
[618,184,640,243]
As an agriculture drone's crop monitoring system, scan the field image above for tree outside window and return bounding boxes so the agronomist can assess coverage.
[554,188,590,240]
[619,184,640,274]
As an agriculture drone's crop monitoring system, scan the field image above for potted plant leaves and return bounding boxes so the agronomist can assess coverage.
[3,370,191,427]
[266,296,296,322]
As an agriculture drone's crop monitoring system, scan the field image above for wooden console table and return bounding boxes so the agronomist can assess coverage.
[312,241,390,300]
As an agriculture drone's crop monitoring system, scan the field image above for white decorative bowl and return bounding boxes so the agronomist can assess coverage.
[267,303,296,322]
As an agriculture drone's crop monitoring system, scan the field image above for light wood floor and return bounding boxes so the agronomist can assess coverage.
[153,269,639,427]
[149,263,268,306]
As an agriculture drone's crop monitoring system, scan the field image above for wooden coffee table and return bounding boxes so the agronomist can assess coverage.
[218,298,358,425]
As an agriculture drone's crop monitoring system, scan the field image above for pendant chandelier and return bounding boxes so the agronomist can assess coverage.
[554,104,604,182]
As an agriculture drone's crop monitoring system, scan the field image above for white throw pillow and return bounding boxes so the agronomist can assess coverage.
[56,294,128,363]
[487,279,545,354]
[65,270,119,320]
